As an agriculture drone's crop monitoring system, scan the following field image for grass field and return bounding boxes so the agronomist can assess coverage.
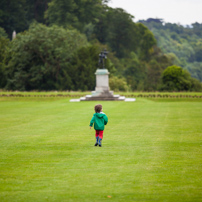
[0,96,202,201]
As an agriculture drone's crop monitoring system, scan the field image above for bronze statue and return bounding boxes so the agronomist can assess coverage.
[98,50,108,69]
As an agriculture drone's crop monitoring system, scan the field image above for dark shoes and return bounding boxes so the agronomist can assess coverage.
[94,143,102,147]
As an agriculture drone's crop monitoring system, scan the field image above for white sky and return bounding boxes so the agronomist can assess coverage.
[107,0,202,25]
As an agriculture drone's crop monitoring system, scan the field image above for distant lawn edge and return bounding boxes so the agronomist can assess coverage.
[0,91,202,99]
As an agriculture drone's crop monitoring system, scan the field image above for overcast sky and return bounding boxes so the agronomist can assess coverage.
[107,0,202,25]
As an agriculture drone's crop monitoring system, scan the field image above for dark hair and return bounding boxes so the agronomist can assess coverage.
[94,104,102,113]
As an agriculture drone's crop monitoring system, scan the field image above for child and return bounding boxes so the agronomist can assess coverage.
[89,104,108,147]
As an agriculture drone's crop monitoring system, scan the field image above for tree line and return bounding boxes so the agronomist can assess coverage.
[0,0,202,91]
[140,18,202,82]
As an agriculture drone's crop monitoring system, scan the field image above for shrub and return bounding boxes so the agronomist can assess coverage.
[109,76,129,92]
[161,65,202,91]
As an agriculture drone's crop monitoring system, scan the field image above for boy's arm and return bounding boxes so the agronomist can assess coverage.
[104,115,108,125]
[89,115,95,128]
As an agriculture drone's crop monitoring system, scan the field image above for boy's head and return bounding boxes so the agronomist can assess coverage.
[94,104,102,113]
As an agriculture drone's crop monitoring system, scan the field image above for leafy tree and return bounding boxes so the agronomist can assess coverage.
[25,0,51,24]
[184,62,202,82]
[124,53,147,91]
[0,27,9,88]
[104,8,137,58]
[145,59,162,91]
[123,46,172,91]
[136,23,156,61]
[45,0,104,31]
[161,65,202,91]
[194,42,202,62]
[0,27,8,38]
[0,0,52,38]
[5,23,88,90]
[73,0,103,27]
[145,18,163,24]
[192,22,202,37]
[45,0,78,28]
[94,8,156,59]
[162,65,189,91]
[0,0,28,38]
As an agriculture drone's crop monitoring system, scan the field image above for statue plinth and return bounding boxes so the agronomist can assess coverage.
[70,68,136,102]
[95,69,110,92]
[92,69,114,98]
[81,69,124,101]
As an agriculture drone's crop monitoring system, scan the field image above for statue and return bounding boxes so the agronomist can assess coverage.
[98,49,108,69]
[69,49,135,101]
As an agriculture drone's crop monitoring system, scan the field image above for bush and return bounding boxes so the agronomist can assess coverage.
[161,65,202,91]
[109,76,129,91]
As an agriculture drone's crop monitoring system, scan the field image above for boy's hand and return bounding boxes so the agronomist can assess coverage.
[90,126,92,129]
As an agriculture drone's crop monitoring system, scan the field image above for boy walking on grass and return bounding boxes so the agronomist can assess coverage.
[89,104,108,147]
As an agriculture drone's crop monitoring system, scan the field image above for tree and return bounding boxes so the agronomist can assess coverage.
[5,23,88,90]
[161,65,202,91]
[140,19,202,85]
[25,0,51,24]
[124,53,147,91]
[145,59,162,91]
[194,42,202,62]
[136,23,156,61]
[0,0,28,38]
[45,0,104,31]
[185,62,202,82]
[45,0,78,28]
[94,8,156,59]
[94,7,136,58]
[0,0,52,38]
[192,22,202,37]
[104,8,137,58]
[0,27,9,88]
[0,27,8,38]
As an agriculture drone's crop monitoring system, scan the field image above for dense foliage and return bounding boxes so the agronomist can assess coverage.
[140,18,202,83]
[0,28,9,88]
[5,24,88,90]
[0,1,202,91]
[161,65,201,91]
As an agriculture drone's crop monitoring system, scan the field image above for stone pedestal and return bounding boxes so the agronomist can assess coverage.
[70,68,135,102]
[95,69,110,92]
[81,69,125,101]
[90,69,115,99]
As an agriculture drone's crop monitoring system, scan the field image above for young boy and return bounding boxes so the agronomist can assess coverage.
[89,104,108,147]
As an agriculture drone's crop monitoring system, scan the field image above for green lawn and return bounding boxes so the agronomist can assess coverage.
[0,97,202,201]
